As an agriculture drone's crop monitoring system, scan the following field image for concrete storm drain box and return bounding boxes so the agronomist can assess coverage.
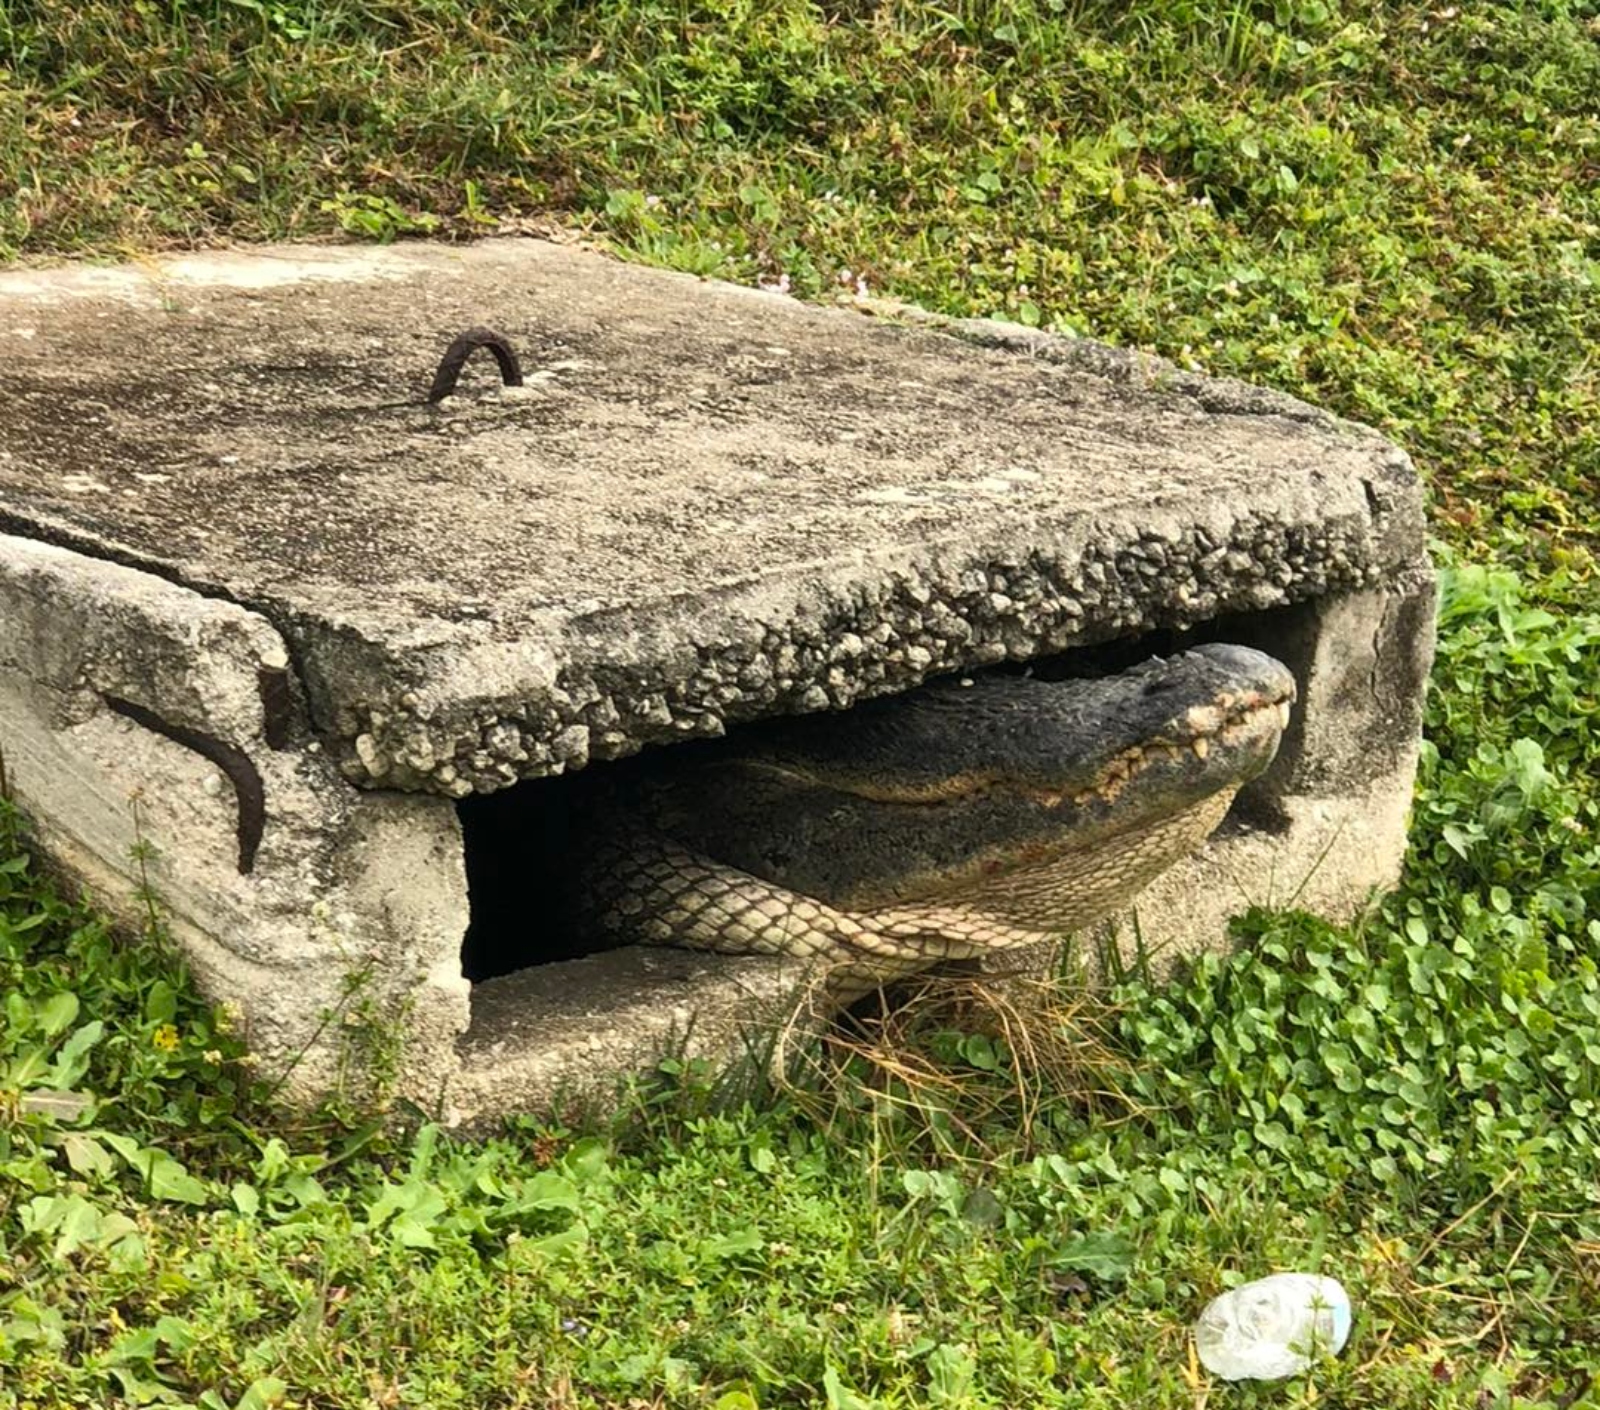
[0,240,1434,1121]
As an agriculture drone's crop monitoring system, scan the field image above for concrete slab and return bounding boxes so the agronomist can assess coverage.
[0,239,1435,1117]
[0,239,1419,797]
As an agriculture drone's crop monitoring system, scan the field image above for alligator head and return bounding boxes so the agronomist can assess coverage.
[622,642,1296,936]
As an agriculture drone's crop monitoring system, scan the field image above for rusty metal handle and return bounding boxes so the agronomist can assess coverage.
[427,327,524,402]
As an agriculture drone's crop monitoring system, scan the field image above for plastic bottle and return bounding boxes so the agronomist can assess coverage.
[1193,1273,1352,1381]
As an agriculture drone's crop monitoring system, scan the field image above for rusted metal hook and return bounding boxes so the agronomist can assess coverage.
[427,327,525,403]
[103,695,268,875]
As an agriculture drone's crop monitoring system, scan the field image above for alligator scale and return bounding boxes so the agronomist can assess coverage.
[572,644,1296,997]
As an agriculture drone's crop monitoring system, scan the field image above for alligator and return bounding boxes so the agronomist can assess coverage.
[567,643,1296,999]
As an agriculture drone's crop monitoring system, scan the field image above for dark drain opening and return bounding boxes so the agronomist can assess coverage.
[456,607,1313,983]
[457,774,615,980]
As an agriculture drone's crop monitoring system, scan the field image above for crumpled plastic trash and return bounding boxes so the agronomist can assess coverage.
[1193,1273,1352,1381]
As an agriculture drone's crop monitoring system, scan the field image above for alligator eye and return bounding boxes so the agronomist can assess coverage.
[1142,677,1182,696]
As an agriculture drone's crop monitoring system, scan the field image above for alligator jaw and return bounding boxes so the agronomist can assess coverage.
[865,689,1291,923]
[1049,689,1293,810]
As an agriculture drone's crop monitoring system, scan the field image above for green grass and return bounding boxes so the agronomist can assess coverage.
[3,1,1600,1406]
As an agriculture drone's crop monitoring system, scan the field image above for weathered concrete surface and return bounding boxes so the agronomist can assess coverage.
[453,947,807,1127]
[0,239,1421,798]
[0,534,470,1099]
[0,239,1435,1116]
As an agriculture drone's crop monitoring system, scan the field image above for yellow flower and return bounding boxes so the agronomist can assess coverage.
[152,1024,180,1052]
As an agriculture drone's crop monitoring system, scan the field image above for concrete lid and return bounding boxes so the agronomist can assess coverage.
[0,239,1424,796]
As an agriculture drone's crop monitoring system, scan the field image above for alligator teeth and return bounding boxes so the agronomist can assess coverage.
[1192,737,1210,760]
[1278,702,1293,728]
